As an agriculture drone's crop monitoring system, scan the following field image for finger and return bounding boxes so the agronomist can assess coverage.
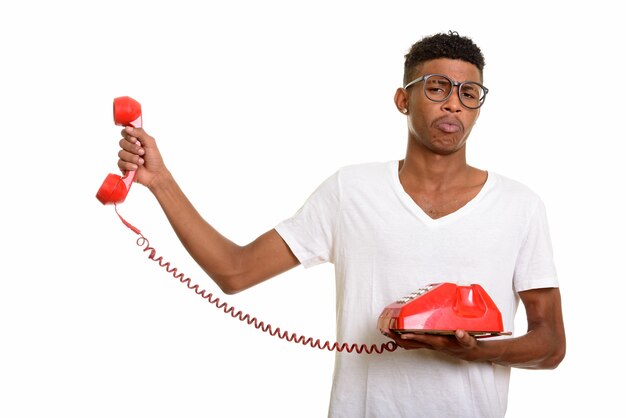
[118,160,138,172]
[400,332,443,342]
[399,333,439,347]
[121,128,139,143]
[118,149,144,167]
[397,339,433,350]
[385,332,406,345]
[119,137,145,155]
[454,330,475,348]
[123,126,155,146]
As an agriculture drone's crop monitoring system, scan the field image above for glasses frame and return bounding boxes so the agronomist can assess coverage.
[404,73,489,109]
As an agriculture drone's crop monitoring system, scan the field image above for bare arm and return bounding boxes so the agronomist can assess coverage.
[389,287,566,370]
[117,127,300,294]
[494,287,566,369]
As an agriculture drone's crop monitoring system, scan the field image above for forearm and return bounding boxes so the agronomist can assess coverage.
[483,288,566,369]
[479,326,565,370]
[147,170,248,293]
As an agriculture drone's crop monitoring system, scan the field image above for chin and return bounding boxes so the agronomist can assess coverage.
[428,139,465,156]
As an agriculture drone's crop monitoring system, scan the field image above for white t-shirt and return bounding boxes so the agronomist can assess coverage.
[275,161,558,418]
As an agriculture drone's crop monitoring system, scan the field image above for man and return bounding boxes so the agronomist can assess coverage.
[116,31,565,417]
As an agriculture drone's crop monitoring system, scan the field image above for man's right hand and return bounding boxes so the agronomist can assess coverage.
[117,126,168,189]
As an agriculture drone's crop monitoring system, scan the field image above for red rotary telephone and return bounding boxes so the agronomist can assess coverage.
[378,282,511,337]
[96,96,143,205]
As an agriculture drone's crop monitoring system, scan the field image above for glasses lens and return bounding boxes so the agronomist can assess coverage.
[424,75,452,102]
[459,82,486,109]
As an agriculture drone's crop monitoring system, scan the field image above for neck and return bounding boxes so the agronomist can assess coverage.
[399,140,476,192]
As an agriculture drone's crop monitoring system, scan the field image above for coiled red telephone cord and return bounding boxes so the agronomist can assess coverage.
[114,205,398,354]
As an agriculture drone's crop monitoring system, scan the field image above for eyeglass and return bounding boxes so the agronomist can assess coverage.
[404,74,489,109]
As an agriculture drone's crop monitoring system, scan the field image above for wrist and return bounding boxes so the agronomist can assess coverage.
[147,169,174,194]
[478,339,509,365]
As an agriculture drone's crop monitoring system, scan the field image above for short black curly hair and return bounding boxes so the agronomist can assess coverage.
[403,31,485,86]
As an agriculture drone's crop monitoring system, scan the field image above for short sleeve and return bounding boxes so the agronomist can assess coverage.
[275,171,341,268]
[513,200,559,292]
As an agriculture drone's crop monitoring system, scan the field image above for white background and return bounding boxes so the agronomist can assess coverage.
[1,1,623,417]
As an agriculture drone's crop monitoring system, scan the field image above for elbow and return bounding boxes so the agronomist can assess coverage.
[210,261,257,295]
[537,341,566,370]
[203,250,252,295]
[220,287,240,295]
[544,345,566,369]
[212,272,248,295]
[220,284,246,295]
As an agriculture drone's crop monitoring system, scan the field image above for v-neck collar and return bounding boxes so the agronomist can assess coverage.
[388,160,495,227]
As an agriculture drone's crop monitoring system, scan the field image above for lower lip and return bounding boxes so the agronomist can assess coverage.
[437,123,461,133]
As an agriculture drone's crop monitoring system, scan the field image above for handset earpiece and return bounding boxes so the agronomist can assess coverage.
[113,96,142,129]
[96,96,143,205]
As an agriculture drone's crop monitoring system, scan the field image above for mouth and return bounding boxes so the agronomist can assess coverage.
[434,117,463,134]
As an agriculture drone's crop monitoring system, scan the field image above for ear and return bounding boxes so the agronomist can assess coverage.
[394,87,409,114]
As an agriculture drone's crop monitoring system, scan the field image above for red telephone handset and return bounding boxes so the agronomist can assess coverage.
[96,96,143,205]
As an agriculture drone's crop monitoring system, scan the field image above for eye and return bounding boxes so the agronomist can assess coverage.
[427,86,447,94]
[460,83,482,101]
[461,91,477,100]
[425,77,450,97]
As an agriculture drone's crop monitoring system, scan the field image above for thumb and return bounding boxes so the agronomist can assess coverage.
[124,126,155,146]
[455,330,475,347]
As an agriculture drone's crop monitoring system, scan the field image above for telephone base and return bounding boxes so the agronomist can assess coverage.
[391,329,512,338]
[378,283,511,338]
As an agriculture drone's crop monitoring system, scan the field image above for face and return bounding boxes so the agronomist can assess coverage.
[395,58,482,156]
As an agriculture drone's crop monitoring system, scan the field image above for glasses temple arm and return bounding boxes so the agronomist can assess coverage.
[403,76,424,90]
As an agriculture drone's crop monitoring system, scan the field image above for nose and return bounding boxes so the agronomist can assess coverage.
[442,86,463,113]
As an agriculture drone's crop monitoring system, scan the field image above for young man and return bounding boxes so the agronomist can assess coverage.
[116,32,566,417]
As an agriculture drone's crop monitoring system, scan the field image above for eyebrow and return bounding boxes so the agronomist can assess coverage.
[461,84,479,91]
[426,78,449,86]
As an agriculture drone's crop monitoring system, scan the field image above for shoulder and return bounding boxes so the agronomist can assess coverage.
[335,161,396,185]
[301,162,392,201]
[485,172,550,222]
[489,172,543,205]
